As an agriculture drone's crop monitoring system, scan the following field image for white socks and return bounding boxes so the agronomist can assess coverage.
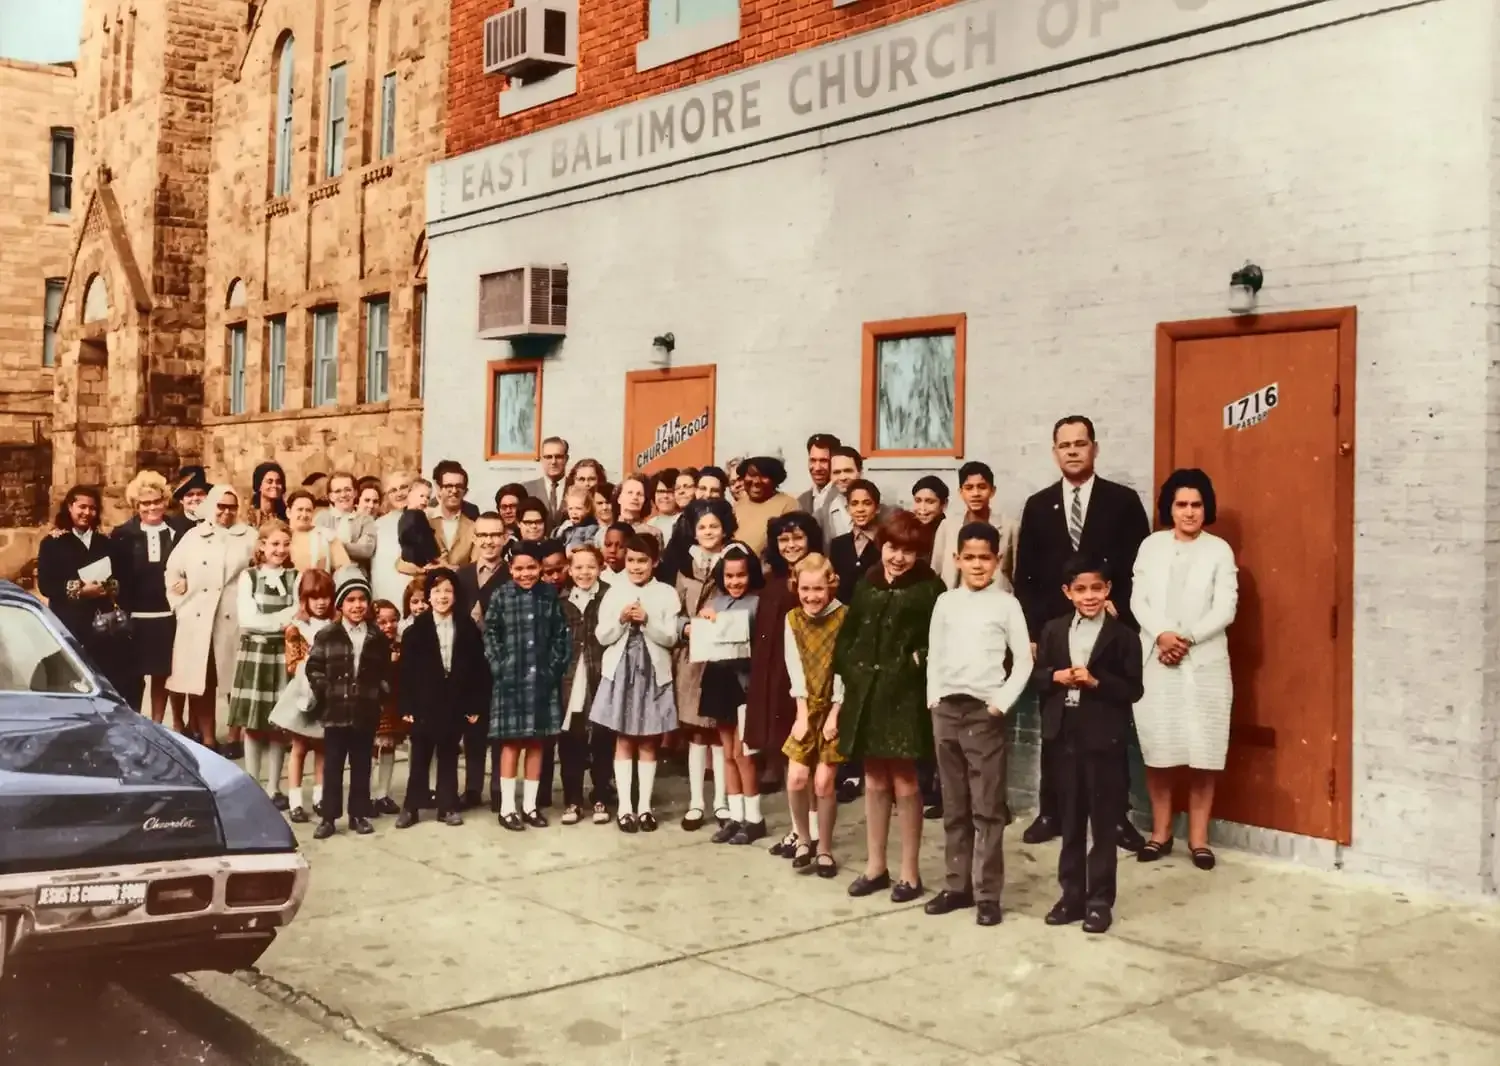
[744,793,763,825]
[711,745,728,813]
[312,782,323,805]
[614,760,636,817]
[687,742,708,812]
[266,742,286,797]
[637,760,658,815]
[500,776,518,817]
[523,779,539,814]
[243,736,266,784]
[375,750,395,800]
[728,794,745,822]
[809,818,820,843]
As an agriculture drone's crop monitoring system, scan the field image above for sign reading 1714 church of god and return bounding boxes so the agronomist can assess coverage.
[431,0,1290,223]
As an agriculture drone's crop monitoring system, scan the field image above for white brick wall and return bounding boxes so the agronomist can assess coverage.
[427,0,1499,894]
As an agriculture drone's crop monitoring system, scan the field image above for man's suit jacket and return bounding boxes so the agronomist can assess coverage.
[314,508,377,566]
[523,476,568,526]
[829,531,879,607]
[1014,477,1149,641]
[456,561,505,625]
[1031,612,1143,751]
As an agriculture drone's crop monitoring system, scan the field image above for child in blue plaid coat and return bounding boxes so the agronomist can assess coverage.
[483,540,572,831]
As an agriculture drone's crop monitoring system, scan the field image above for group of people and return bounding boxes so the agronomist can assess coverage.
[33,418,1239,933]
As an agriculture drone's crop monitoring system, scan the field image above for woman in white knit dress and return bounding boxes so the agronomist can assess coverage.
[1130,468,1238,872]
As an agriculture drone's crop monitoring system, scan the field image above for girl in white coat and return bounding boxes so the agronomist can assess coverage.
[1130,468,1238,871]
[164,484,256,750]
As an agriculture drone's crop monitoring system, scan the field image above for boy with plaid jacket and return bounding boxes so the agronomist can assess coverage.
[306,566,393,839]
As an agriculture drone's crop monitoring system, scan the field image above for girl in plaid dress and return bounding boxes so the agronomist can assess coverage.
[228,520,299,804]
[371,600,407,816]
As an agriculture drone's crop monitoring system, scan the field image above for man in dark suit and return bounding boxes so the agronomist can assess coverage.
[522,436,571,527]
[1014,416,1149,851]
[454,512,507,809]
[1031,555,1144,934]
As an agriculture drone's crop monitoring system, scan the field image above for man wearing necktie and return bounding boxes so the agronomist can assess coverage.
[1014,416,1150,852]
[524,437,571,528]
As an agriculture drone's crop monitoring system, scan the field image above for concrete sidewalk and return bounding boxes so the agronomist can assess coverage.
[205,765,1500,1066]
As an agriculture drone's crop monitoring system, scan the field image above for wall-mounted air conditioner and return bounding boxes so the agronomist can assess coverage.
[478,266,569,339]
[483,0,577,81]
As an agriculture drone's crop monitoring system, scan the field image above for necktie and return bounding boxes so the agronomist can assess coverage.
[549,480,559,514]
[1068,486,1083,550]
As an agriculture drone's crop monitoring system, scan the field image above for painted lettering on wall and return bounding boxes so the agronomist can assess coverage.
[434,0,1266,222]
[636,410,711,469]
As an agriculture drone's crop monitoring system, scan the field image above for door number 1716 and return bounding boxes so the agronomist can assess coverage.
[1224,383,1279,431]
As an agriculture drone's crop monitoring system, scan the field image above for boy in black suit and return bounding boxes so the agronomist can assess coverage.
[1032,555,1143,934]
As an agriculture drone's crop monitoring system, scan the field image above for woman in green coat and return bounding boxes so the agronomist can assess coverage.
[833,509,945,904]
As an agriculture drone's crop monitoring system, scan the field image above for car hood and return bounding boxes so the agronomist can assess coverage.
[0,695,227,874]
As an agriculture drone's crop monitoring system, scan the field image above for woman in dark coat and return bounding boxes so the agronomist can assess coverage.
[112,471,187,721]
[396,569,489,827]
[742,511,823,796]
[36,484,130,696]
[834,510,945,904]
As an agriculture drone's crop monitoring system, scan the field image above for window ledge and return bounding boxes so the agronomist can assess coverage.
[635,14,741,73]
[203,398,423,426]
[832,0,862,7]
[362,163,394,186]
[309,181,341,204]
[499,67,578,117]
[264,198,292,219]
[865,456,964,472]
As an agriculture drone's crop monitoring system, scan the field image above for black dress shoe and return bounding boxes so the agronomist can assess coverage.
[836,779,861,805]
[637,812,658,833]
[312,820,336,840]
[441,812,464,827]
[1045,899,1086,925]
[1190,846,1216,871]
[846,871,892,897]
[976,900,1003,926]
[374,796,401,816]
[890,879,925,904]
[617,813,638,833]
[1082,904,1113,934]
[499,812,525,832]
[350,817,375,835]
[923,889,974,915]
[271,792,289,811]
[223,741,245,761]
[312,801,325,819]
[394,811,418,829]
[730,820,766,845]
[681,808,706,832]
[1116,820,1146,853]
[1022,814,1060,845]
[922,802,944,820]
[711,820,741,844]
[524,809,548,828]
[288,806,309,824]
[1138,837,1174,863]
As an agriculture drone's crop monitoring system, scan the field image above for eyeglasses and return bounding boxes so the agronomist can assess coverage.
[439,482,466,492]
[475,531,504,540]
[216,503,237,512]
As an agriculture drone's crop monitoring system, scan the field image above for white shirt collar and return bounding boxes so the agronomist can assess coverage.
[568,584,601,608]
[1062,474,1097,518]
[73,529,94,548]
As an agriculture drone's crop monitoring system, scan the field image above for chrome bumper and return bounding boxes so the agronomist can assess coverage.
[0,851,309,978]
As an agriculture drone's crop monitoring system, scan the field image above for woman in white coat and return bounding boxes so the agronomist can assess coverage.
[1130,468,1238,871]
[164,484,256,751]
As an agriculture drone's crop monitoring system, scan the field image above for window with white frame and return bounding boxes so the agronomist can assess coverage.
[42,278,63,367]
[637,0,741,73]
[364,296,389,403]
[324,63,348,179]
[311,309,338,406]
[267,316,287,411]
[228,324,248,415]
[273,37,295,196]
[49,129,74,214]
[378,71,396,160]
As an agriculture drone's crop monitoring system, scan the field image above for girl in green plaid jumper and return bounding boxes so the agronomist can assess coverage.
[228,520,300,803]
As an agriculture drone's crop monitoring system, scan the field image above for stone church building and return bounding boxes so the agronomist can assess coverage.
[49,0,444,516]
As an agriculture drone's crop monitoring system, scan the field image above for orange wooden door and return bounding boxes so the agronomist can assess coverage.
[623,365,717,476]
[1156,310,1355,842]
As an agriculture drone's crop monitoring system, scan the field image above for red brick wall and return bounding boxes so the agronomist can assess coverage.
[447,0,963,157]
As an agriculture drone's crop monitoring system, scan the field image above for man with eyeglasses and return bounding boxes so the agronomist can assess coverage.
[429,460,477,569]
[315,471,377,570]
[523,437,570,527]
[455,511,508,809]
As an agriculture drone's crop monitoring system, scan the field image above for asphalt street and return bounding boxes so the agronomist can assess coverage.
[2,977,289,1065]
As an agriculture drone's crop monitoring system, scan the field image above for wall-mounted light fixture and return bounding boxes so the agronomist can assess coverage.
[650,332,675,367]
[1228,262,1264,315]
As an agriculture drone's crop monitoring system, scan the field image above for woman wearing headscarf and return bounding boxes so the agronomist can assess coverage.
[371,471,413,606]
[164,484,256,750]
[732,456,798,557]
[246,461,288,526]
[36,484,130,695]
[1131,468,1238,871]
[112,471,188,723]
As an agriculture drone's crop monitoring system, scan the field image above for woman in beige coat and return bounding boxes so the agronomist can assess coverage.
[165,484,256,751]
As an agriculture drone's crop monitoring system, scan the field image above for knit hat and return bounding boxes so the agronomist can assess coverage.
[333,565,371,608]
[911,474,950,503]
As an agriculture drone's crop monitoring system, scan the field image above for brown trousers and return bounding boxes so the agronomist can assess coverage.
[933,695,1009,902]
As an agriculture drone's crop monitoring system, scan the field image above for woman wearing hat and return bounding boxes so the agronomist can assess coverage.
[732,456,798,557]
[171,466,211,529]
[163,484,256,750]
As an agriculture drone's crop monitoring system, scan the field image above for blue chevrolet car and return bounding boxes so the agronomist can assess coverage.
[0,581,308,986]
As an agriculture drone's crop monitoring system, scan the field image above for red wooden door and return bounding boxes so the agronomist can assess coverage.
[1156,310,1355,842]
[623,365,717,476]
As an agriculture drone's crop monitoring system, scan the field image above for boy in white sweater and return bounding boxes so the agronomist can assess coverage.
[922,522,1034,927]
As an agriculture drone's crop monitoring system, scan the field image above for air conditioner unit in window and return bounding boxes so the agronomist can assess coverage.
[478,266,569,340]
[482,0,577,81]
